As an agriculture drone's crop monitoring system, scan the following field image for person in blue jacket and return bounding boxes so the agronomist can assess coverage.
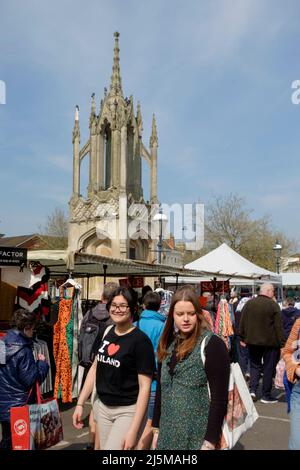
[0,309,49,449]
[135,291,166,449]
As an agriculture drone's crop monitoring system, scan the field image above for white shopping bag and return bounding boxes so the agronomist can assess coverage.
[201,336,259,450]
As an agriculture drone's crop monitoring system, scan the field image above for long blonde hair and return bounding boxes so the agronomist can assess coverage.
[157,287,207,362]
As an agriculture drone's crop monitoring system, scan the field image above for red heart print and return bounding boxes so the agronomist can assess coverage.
[107,343,120,356]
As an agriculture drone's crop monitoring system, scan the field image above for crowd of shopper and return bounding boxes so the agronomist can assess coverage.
[1,281,300,450]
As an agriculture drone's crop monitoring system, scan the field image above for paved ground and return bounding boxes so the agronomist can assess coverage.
[49,384,290,451]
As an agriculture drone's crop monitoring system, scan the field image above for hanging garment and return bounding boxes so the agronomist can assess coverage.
[202,309,214,331]
[71,289,83,398]
[15,266,50,319]
[53,287,74,403]
[35,320,56,393]
[59,278,83,398]
[214,299,234,350]
[2,265,46,288]
[155,288,173,318]
[33,339,53,394]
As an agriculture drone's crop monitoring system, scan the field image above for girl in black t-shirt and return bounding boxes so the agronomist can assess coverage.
[73,287,155,450]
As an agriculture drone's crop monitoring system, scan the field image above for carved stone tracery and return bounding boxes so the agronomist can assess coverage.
[69,32,158,260]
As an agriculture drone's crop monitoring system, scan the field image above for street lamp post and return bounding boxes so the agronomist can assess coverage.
[153,207,168,264]
[273,240,282,274]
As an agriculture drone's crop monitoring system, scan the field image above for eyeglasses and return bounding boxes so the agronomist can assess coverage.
[110,303,129,312]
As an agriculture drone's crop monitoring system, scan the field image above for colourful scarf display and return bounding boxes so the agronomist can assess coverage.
[214,299,234,350]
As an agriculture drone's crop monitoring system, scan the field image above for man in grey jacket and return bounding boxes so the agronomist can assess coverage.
[239,283,284,403]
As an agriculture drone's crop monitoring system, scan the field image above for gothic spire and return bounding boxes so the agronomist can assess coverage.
[91,93,96,114]
[150,113,158,147]
[89,93,96,127]
[109,32,123,97]
[75,104,79,122]
[136,101,143,135]
[72,105,80,142]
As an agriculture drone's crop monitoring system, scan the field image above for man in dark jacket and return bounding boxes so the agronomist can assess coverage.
[0,309,49,449]
[239,283,284,403]
[281,298,300,342]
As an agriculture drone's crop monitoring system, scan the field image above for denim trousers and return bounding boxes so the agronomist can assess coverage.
[236,337,250,376]
[147,390,156,420]
[289,379,300,450]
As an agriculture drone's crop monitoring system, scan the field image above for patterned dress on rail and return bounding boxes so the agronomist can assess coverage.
[53,287,74,402]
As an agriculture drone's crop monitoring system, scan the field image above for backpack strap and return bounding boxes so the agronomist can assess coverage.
[102,324,114,339]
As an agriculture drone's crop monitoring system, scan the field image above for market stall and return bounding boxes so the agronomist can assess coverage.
[0,248,217,403]
[165,243,282,295]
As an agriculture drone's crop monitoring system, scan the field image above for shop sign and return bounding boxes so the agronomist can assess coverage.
[119,277,144,288]
[200,280,230,294]
[0,247,27,266]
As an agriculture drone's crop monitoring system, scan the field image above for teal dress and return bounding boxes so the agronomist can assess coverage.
[157,330,212,450]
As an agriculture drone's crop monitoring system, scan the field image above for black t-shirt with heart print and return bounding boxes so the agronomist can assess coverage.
[93,326,156,406]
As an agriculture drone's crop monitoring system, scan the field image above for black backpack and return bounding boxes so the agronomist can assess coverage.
[78,304,111,368]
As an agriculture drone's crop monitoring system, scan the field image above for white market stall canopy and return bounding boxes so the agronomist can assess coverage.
[281,272,300,286]
[165,243,282,285]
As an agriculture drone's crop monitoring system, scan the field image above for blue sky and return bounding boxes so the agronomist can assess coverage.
[1,0,300,243]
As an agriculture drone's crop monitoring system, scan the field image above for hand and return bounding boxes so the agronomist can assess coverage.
[240,341,246,347]
[37,353,46,361]
[72,405,84,429]
[151,430,159,450]
[122,429,138,450]
[296,366,300,378]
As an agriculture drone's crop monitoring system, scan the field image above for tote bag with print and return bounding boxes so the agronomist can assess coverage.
[201,336,259,450]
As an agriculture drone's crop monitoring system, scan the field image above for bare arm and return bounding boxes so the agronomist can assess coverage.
[122,373,152,450]
[72,358,97,429]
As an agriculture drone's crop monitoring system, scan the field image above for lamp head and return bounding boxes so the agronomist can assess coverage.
[273,241,282,252]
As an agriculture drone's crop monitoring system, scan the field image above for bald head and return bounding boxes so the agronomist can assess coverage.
[260,283,275,298]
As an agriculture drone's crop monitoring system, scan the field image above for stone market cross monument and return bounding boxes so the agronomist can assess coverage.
[68,32,159,263]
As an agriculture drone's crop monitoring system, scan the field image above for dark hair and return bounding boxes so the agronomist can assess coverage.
[128,287,138,304]
[106,287,137,318]
[287,297,295,307]
[241,287,252,297]
[142,285,153,298]
[102,282,119,302]
[11,309,36,331]
[157,287,206,362]
[143,291,161,312]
